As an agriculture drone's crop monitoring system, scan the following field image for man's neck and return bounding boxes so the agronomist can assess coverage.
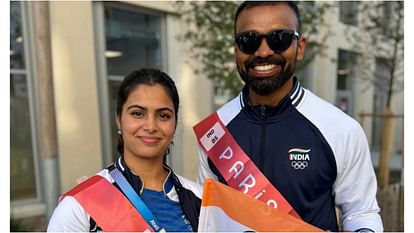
[248,77,294,106]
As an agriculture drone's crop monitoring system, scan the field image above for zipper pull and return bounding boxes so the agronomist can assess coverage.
[260,105,266,119]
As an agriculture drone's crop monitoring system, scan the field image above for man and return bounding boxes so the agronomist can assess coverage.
[195,1,383,232]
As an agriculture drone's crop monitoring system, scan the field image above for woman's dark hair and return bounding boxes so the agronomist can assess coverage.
[116,68,179,155]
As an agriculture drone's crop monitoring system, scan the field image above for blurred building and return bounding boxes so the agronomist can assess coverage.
[10,1,403,230]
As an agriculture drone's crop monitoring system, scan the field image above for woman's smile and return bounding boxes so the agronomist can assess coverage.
[138,135,163,145]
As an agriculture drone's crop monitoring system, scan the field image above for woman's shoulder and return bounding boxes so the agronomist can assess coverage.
[175,174,203,199]
[47,196,90,232]
[47,169,111,232]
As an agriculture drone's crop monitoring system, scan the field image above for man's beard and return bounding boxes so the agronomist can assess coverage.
[238,57,295,96]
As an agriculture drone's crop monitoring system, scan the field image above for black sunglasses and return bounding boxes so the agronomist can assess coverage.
[235,29,301,54]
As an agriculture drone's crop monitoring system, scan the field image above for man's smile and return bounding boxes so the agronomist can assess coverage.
[250,63,282,78]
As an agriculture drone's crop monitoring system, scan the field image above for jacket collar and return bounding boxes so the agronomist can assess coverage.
[114,156,174,195]
[240,77,304,121]
[241,76,302,106]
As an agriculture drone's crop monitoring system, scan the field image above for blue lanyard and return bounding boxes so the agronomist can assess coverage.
[110,168,166,232]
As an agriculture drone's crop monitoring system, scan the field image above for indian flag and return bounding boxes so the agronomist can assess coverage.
[198,179,322,232]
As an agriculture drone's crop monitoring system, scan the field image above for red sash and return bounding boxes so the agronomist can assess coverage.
[194,112,300,219]
[61,175,153,232]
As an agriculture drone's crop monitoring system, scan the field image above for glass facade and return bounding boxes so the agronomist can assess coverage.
[10,1,37,201]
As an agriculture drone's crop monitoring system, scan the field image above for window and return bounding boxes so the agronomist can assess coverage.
[371,58,390,150]
[10,1,37,201]
[103,3,164,160]
[104,5,162,75]
[336,49,359,116]
[339,1,359,25]
[336,50,358,91]
[380,2,393,36]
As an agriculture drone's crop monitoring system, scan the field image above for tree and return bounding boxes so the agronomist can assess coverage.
[174,1,332,97]
[343,1,404,108]
[342,1,404,188]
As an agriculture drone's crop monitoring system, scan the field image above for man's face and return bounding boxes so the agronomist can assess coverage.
[235,4,306,96]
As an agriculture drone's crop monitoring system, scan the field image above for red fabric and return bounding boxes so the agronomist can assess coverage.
[63,175,153,232]
[194,112,300,219]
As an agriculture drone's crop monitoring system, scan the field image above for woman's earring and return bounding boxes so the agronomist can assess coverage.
[117,129,122,135]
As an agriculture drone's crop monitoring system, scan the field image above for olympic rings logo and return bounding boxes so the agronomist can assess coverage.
[291,161,308,170]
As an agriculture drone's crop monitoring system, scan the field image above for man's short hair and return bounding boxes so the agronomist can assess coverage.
[234,1,301,33]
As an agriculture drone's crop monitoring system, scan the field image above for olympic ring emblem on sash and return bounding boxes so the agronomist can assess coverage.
[291,161,308,170]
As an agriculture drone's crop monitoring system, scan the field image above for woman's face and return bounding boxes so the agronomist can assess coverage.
[117,84,176,161]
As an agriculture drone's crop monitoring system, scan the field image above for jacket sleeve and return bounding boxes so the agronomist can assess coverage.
[47,196,90,232]
[333,123,383,232]
[197,145,218,185]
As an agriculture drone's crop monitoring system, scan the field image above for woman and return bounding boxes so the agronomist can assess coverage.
[47,69,202,232]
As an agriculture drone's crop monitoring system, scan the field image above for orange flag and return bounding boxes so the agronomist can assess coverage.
[198,179,322,232]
